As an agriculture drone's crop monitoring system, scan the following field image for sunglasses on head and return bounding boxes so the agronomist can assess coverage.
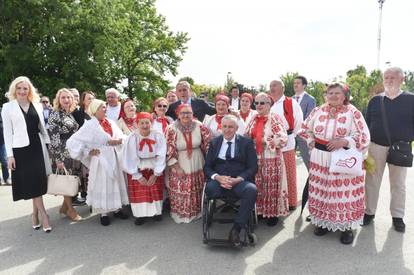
[157,104,168,108]
[254,101,268,106]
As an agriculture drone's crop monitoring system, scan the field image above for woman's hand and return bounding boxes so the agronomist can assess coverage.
[108,139,122,146]
[89,149,100,156]
[327,138,348,151]
[138,176,148,186]
[7,157,15,170]
[56,162,65,170]
[172,163,185,176]
[308,141,315,150]
[147,175,157,186]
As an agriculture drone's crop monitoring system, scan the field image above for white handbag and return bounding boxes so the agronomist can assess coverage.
[329,148,364,176]
[47,168,80,196]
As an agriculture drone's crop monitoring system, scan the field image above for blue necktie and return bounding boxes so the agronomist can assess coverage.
[225,141,232,160]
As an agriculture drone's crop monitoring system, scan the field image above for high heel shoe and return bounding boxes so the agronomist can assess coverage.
[42,214,52,233]
[31,214,40,230]
[66,209,82,222]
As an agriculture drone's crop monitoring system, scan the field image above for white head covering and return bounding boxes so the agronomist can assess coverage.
[88,99,106,116]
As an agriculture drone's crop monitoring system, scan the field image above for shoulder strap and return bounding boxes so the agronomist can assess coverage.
[283,97,294,131]
[380,96,392,146]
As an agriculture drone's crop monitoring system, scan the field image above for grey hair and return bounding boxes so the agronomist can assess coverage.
[105,88,120,97]
[270,78,285,88]
[222,114,239,126]
[384,67,404,78]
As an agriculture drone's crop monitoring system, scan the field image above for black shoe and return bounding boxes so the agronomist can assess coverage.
[362,214,375,226]
[153,215,163,222]
[266,217,279,227]
[289,206,297,211]
[114,211,129,220]
[163,198,171,212]
[305,215,311,222]
[392,217,406,233]
[340,230,354,245]
[314,226,329,236]
[228,228,241,247]
[72,197,86,206]
[100,216,110,226]
[134,217,146,225]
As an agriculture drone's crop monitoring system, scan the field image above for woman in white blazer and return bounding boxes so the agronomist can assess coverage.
[1,76,52,232]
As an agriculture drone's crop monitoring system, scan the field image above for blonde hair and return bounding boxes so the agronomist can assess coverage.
[6,76,40,103]
[53,88,77,112]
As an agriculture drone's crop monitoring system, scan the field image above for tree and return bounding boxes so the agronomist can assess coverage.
[345,65,382,113]
[0,0,189,107]
[280,72,299,97]
[404,71,414,92]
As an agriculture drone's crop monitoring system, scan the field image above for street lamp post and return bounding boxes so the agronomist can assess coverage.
[376,0,386,69]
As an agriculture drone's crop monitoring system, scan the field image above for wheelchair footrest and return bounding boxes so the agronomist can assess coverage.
[212,218,234,224]
[204,238,232,246]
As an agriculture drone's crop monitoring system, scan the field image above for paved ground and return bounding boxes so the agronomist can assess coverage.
[0,160,413,275]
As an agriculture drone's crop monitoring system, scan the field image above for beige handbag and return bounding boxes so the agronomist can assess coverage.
[47,168,80,196]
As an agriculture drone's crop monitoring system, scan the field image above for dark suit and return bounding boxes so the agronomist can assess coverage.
[204,134,258,228]
[166,98,216,121]
[295,92,316,170]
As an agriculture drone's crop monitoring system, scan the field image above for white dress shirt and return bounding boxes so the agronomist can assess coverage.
[231,97,240,111]
[106,104,121,122]
[294,91,306,105]
[270,95,304,152]
[211,135,236,180]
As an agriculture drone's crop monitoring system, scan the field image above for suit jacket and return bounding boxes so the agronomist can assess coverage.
[299,92,316,120]
[166,98,216,121]
[1,100,50,157]
[204,134,258,182]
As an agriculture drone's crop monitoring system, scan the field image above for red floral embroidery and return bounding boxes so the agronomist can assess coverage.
[318,115,327,122]
[315,125,324,133]
[354,111,361,119]
[338,116,347,124]
[337,127,347,136]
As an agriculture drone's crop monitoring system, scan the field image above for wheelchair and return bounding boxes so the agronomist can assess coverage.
[201,184,258,247]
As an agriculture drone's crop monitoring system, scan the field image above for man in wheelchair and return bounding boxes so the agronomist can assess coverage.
[204,114,258,246]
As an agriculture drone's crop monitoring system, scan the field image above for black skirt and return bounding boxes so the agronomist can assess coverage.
[11,104,47,201]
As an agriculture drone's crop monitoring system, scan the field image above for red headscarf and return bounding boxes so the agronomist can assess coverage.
[175,103,193,117]
[136,112,153,123]
[215,94,230,106]
[119,99,137,128]
[241,93,253,104]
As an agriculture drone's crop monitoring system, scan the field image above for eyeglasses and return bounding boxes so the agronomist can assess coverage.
[157,105,168,108]
[42,101,49,104]
[180,112,193,116]
[254,101,269,106]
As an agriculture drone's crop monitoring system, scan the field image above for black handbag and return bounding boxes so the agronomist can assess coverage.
[380,96,413,167]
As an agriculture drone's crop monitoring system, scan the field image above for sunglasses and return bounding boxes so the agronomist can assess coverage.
[254,101,269,106]
[42,101,49,103]
[157,104,168,108]
[180,112,193,115]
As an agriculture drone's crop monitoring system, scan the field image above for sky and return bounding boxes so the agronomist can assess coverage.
[155,0,414,88]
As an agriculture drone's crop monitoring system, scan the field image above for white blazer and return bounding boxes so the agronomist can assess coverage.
[1,100,51,159]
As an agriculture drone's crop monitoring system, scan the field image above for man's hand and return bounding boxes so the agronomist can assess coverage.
[172,163,185,176]
[215,175,233,189]
[228,176,243,186]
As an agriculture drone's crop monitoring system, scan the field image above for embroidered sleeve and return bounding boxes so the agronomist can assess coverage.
[244,114,257,138]
[268,114,288,150]
[200,124,211,155]
[48,111,66,164]
[154,132,167,176]
[344,108,371,153]
[298,106,320,145]
[166,125,178,166]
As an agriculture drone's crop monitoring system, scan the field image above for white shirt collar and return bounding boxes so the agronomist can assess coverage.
[224,135,236,144]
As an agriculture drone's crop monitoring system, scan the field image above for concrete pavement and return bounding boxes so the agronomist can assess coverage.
[0,160,413,275]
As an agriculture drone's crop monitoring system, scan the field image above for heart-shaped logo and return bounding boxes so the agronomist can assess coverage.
[336,157,357,168]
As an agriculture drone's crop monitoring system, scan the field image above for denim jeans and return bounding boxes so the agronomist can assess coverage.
[0,144,9,181]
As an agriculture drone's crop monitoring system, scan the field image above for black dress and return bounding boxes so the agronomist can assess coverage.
[12,103,47,201]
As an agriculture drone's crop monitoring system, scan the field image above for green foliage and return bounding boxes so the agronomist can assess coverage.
[0,0,189,106]
[280,72,299,97]
[403,71,414,92]
[179,76,195,86]
[345,66,383,113]
[307,81,326,106]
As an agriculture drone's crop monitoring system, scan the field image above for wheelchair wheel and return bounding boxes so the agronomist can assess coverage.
[247,233,258,246]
